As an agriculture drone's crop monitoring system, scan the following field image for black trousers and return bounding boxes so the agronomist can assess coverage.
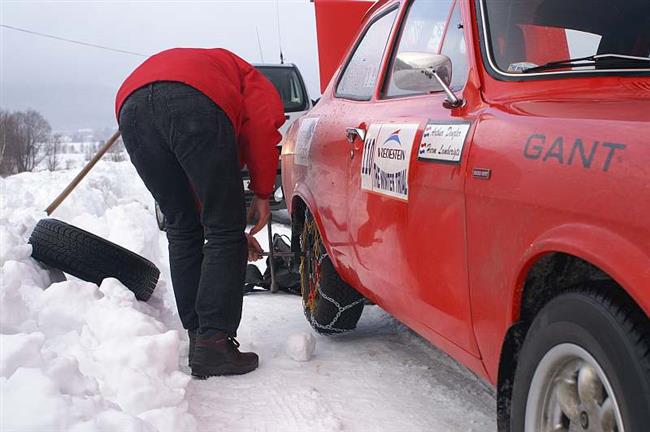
[119,82,247,337]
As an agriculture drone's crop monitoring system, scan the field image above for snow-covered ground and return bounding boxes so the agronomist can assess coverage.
[1,161,496,431]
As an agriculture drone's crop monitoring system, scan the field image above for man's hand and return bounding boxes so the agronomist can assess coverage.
[247,195,270,235]
[246,233,263,261]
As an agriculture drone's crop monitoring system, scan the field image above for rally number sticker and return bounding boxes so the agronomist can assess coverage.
[418,121,471,163]
[360,123,419,201]
[294,117,319,166]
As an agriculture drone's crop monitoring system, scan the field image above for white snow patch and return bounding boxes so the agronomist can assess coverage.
[286,332,316,362]
[1,160,496,431]
[1,162,195,432]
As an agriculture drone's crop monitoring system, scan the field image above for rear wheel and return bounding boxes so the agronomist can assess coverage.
[299,209,364,334]
[510,286,650,432]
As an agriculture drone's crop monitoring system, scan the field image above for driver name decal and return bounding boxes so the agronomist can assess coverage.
[361,123,418,200]
[418,121,471,163]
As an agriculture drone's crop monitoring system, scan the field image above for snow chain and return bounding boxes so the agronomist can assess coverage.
[301,210,364,334]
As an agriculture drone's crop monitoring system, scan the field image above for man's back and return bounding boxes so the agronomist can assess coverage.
[115,47,284,198]
[116,48,245,129]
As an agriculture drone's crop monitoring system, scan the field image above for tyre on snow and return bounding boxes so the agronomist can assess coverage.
[29,218,159,301]
[509,285,650,432]
[299,209,364,334]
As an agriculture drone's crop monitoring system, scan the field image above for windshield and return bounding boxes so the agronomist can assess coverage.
[256,66,308,112]
[482,0,650,75]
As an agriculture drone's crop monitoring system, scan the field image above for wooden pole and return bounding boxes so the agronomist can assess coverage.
[45,130,121,216]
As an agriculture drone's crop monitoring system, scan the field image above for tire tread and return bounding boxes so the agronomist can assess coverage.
[29,218,159,301]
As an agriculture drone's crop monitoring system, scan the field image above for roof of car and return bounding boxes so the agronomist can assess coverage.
[253,63,298,69]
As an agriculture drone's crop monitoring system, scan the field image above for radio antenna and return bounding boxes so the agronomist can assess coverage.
[255,26,265,63]
[275,0,284,64]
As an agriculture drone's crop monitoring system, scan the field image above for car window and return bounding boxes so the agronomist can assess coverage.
[257,66,307,112]
[336,8,398,100]
[384,0,453,98]
[483,0,650,75]
[440,1,469,90]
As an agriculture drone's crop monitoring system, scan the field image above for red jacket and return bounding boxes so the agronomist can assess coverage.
[115,48,285,198]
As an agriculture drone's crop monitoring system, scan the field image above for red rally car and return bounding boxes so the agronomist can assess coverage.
[282,0,650,430]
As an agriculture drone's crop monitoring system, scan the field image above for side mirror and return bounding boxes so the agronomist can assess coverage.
[393,52,463,109]
[393,52,452,92]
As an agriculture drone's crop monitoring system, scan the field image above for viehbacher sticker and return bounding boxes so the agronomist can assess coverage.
[360,123,419,201]
[418,121,471,163]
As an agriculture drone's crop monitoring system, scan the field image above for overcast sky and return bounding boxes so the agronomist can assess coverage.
[0,0,320,132]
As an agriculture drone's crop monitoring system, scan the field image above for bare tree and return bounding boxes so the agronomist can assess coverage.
[84,142,94,162]
[108,137,126,162]
[45,133,63,171]
[0,110,18,175]
[0,110,53,175]
[15,110,51,172]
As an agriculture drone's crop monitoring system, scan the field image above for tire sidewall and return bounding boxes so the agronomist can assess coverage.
[510,292,650,432]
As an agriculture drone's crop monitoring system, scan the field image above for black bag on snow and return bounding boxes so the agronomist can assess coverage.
[243,234,300,295]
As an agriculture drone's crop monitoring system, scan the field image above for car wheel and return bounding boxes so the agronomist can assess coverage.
[29,218,159,301]
[299,209,364,334]
[510,286,650,432]
[155,201,166,231]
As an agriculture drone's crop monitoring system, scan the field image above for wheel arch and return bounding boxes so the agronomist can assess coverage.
[509,223,650,323]
[288,190,338,264]
[496,223,650,431]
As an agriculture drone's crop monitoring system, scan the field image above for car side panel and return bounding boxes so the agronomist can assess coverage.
[465,107,650,382]
[345,96,481,356]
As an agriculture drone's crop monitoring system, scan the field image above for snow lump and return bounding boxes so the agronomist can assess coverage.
[286,332,316,362]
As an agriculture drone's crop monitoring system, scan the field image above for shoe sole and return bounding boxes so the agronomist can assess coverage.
[191,361,259,379]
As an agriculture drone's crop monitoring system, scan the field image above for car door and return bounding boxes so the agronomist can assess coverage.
[347,0,480,355]
[307,6,400,273]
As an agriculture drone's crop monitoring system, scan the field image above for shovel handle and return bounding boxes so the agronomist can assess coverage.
[45,130,121,216]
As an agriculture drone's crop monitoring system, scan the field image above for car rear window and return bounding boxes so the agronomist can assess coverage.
[257,67,308,112]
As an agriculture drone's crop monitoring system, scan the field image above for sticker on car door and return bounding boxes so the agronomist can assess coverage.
[360,123,419,200]
[294,117,319,166]
[418,121,471,163]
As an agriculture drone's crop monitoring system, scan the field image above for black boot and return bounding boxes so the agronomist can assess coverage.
[188,329,197,367]
[190,332,259,378]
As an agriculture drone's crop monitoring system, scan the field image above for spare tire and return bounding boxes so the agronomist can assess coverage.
[29,218,159,301]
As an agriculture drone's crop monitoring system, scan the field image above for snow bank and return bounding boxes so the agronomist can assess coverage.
[1,162,196,432]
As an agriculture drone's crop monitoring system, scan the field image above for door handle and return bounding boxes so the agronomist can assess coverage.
[346,127,366,144]
[346,127,366,160]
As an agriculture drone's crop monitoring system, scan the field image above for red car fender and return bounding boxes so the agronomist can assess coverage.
[281,120,339,270]
[289,186,339,263]
[508,224,650,324]
[473,223,650,383]
[291,188,375,308]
